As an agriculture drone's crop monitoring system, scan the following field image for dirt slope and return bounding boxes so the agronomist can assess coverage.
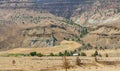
[0,40,81,54]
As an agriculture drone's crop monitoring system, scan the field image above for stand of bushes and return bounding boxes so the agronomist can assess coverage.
[29,50,87,57]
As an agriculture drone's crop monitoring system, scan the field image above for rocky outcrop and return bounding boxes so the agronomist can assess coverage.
[21,24,81,48]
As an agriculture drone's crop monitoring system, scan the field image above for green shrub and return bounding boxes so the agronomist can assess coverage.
[59,52,63,56]
[64,50,70,56]
[94,50,99,57]
[81,52,87,56]
[30,52,37,56]
[70,51,74,56]
[37,53,43,57]
[50,53,54,56]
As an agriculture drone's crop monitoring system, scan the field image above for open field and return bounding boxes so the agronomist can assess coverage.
[83,49,120,57]
[0,57,119,71]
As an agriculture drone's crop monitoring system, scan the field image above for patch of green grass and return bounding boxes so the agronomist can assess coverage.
[0,53,26,57]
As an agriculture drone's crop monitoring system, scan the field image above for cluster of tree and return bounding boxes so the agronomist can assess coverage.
[29,50,110,57]
[29,49,87,57]
[80,42,110,50]
[58,50,87,56]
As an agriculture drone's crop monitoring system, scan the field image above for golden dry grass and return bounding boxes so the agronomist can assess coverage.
[0,40,81,55]
[82,49,120,57]
[0,57,119,71]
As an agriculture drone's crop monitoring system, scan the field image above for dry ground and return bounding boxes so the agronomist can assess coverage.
[0,40,119,71]
[0,57,119,71]
[83,49,120,57]
[0,40,81,55]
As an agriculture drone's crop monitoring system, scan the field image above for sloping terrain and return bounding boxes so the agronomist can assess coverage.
[82,24,120,49]
[0,0,120,50]
[0,0,120,26]
[71,0,120,26]
[0,40,81,54]
[21,23,82,48]
[0,7,82,50]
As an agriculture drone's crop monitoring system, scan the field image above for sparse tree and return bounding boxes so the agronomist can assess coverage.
[76,56,81,66]
[64,50,70,56]
[62,56,70,71]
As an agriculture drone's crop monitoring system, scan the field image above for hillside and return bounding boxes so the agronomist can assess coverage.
[0,0,119,26]
[71,0,120,26]
[0,0,120,50]
[0,6,83,50]
[82,24,120,49]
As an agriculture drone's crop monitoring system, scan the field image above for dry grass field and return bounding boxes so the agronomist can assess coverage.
[0,57,119,71]
[0,41,119,71]
[83,49,120,57]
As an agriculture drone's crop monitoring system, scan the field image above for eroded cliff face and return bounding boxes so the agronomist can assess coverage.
[21,23,82,48]
[71,0,120,26]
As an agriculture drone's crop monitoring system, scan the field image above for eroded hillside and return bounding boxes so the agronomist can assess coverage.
[0,8,83,50]
[83,25,120,49]
[0,0,120,50]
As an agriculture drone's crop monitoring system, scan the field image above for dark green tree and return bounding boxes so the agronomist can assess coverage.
[93,50,99,57]
[30,52,37,56]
